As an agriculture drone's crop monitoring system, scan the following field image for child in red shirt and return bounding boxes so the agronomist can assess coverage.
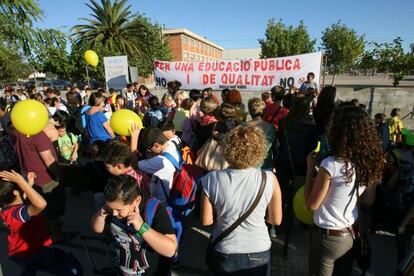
[0,170,82,275]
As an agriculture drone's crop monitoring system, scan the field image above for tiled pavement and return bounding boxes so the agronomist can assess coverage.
[0,189,405,276]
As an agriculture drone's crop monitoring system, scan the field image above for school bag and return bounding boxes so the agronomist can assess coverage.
[143,109,163,128]
[161,150,204,218]
[144,197,183,243]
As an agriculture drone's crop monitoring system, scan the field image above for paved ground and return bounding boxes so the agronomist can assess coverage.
[0,188,406,276]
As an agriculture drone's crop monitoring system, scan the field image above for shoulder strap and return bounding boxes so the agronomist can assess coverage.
[162,151,183,171]
[145,198,160,227]
[210,171,267,249]
[270,106,283,123]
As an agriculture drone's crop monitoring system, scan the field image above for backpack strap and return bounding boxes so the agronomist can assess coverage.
[162,151,183,171]
[144,198,160,227]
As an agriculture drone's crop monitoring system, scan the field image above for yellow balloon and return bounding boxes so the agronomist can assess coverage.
[11,99,49,137]
[84,50,99,67]
[110,109,143,136]
[293,185,314,225]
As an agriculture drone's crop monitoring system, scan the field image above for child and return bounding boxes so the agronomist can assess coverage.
[386,107,405,143]
[91,175,177,276]
[56,122,79,164]
[143,96,163,128]
[103,140,150,198]
[0,170,82,275]
[178,98,194,145]
[160,93,176,119]
[375,113,390,152]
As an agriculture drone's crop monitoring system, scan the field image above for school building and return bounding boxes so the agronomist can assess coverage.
[162,28,224,62]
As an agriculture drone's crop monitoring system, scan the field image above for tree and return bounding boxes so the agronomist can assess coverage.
[129,14,172,77]
[29,29,74,80]
[72,0,148,59]
[259,18,316,58]
[321,21,365,85]
[373,37,414,86]
[0,45,32,82]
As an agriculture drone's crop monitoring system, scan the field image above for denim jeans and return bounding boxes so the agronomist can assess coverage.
[211,249,271,276]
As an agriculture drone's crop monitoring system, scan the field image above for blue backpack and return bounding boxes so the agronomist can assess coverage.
[144,197,183,243]
[161,150,204,219]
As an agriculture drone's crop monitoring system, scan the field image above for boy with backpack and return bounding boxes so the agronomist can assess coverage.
[55,122,79,164]
[90,174,177,276]
[0,170,82,275]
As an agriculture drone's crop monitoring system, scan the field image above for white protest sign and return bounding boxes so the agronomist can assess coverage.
[154,52,322,91]
[104,55,129,90]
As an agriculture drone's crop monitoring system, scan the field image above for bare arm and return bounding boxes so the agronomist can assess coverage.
[201,190,214,226]
[91,207,109,233]
[305,167,331,211]
[0,171,46,216]
[103,122,115,138]
[129,123,141,153]
[127,204,177,257]
[141,231,177,258]
[71,142,79,162]
[39,149,57,167]
[267,174,283,225]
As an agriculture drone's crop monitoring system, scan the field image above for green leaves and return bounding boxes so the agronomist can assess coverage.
[370,37,414,86]
[321,21,365,84]
[259,18,316,58]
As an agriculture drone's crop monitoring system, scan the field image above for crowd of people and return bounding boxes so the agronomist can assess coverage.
[0,72,413,276]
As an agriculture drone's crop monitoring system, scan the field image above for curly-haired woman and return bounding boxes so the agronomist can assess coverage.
[201,126,282,275]
[305,106,384,276]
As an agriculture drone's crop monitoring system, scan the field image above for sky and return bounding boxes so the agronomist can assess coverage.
[34,0,414,51]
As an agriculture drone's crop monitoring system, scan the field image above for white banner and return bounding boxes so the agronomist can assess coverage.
[104,55,129,90]
[154,52,322,91]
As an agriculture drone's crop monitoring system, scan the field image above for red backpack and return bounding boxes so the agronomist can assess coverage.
[161,150,204,218]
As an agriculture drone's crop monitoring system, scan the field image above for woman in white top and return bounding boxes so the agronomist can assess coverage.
[201,126,282,275]
[305,105,384,276]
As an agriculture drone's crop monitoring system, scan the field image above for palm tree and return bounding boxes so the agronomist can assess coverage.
[72,0,148,57]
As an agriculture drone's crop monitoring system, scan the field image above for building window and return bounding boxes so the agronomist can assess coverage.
[190,54,194,61]
[181,36,188,44]
[190,38,194,46]
[183,52,189,61]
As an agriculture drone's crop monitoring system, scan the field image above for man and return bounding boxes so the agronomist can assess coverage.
[13,128,71,242]
[300,72,319,94]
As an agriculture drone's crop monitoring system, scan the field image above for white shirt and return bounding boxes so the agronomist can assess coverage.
[314,156,365,229]
[138,141,180,202]
[202,168,274,254]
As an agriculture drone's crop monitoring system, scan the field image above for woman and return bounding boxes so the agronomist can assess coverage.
[85,92,115,144]
[137,84,153,102]
[133,97,149,121]
[386,107,404,143]
[225,89,247,123]
[201,126,282,276]
[305,106,384,276]
[114,95,126,111]
[245,98,276,171]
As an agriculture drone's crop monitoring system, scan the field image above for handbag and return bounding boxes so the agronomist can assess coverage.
[195,136,229,171]
[205,171,267,269]
[353,184,372,272]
